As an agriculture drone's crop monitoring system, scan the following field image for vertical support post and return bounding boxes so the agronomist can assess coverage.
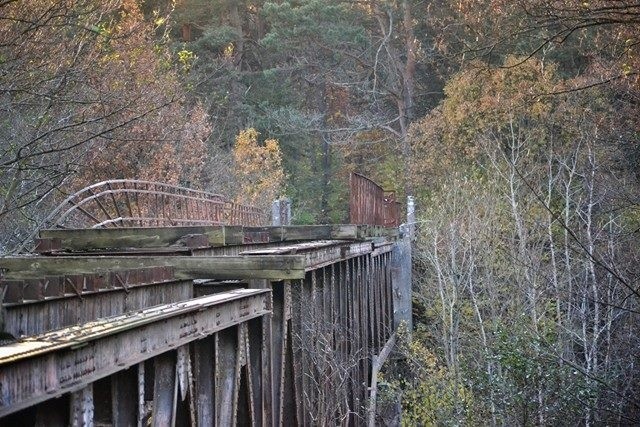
[247,317,264,426]
[70,384,94,427]
[194,336,215,426]
[271,200,281,226]
[391,237,413,331]
[137,362,145,427]
[407,195,415,240]
[112,367,138,427]
[271,198,292,226]
[216,328,239,426]
[152,352,177,427]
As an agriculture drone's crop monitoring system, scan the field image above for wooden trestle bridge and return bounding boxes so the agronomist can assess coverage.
[0,176,411,426]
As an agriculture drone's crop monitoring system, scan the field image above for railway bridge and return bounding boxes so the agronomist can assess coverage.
[0,175,412,426]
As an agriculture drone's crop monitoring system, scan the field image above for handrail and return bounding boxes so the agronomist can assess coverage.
[19,180,267,251]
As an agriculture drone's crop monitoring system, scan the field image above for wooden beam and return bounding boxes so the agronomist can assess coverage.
[152,352,177,427]
[244,225,397,242]
[112,367,138,426]
[0,289,270,417]
[194,336,215,426]
[39,226,245,251]
[239,240,376,272]
[0,255,306,280]
[69,385,94,427]
[38,225,398,253]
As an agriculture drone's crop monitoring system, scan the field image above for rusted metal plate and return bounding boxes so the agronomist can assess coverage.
[33,238,61,254]
[349,173,401,227]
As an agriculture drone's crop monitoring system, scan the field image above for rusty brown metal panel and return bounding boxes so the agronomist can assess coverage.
[349,173,401,227]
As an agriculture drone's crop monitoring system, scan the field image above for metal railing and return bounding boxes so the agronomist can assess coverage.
[42,180,268,230]
[349,173,400,227]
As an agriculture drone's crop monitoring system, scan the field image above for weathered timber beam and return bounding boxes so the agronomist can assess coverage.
[303,241,374,271]
[0,289,270,417]
[240,240,376,271]
[37,225,398,253]
[0,255,306,280]
[1,266,176,305]
[244,224,398,241]
[39,226,244,251]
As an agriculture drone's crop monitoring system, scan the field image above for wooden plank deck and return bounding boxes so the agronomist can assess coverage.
[0,289,270,417]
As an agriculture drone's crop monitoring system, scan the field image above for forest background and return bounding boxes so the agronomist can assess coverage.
[1,0,639,424]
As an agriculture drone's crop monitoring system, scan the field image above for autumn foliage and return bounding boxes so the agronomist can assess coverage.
[232,128,285,210]
[71,0,209,187]
[0,0,211,250]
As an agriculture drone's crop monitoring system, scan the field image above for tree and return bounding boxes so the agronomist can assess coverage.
[232,128,285,210]
[0,0,211,251]
[397,56,640,425]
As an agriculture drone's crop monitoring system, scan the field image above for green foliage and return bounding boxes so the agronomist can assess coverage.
[261,1,367,51]
[385,327,481,426]
[194,25,241,52]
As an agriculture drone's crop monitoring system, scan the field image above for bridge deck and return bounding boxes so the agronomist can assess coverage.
[0,225,403,426]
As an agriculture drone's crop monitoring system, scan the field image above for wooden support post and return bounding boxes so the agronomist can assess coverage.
[176,345,196,426]
[271,282,285,426]
[301,275,313,425]
[216,327,239,426]
[137,362,145,427]
[290,279,304,425]
[194,336,215,426]
[111,367,138,427]
[70,384,94,427]
[247,317,264,426]
[261,283,275,427]
[278,281,295,425]
[237,323,255,426]
[151,352,177,427]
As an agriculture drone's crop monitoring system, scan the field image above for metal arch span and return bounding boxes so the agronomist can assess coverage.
[43,179,268,230]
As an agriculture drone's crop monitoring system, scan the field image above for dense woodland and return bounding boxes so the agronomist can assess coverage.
[1,0,639,425]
